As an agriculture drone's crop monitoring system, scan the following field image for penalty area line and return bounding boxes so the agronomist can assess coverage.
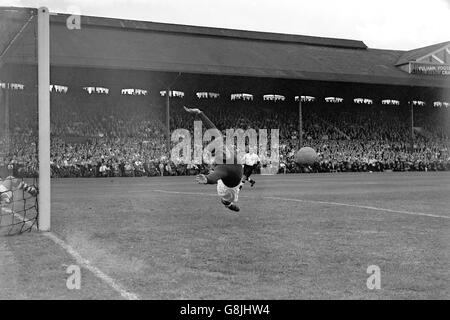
[153,190,450,220]
[3,208,140,300]
[265,196,450,220]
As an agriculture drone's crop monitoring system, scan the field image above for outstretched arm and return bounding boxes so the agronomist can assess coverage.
[183,106,217,130]
[195,166,228,185]
[195,172,220,185]
[184,106,233,164]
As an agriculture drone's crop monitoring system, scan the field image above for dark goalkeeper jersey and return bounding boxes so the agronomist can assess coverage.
[206,164,243,188]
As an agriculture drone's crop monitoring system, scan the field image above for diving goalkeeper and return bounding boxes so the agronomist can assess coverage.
[184,106,243,212]
[0,176,38,204]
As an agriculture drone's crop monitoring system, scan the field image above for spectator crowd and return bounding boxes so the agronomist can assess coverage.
[1,92,449,178]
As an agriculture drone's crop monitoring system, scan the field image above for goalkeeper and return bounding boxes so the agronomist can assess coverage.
[184,106,243,212]
[0,176,38,204]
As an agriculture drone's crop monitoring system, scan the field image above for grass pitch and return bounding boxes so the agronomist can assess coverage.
[1,172,449,299]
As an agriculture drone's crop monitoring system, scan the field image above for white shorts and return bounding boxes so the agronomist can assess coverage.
[217,179,240,203]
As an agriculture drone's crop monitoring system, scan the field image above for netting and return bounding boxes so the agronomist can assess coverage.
[0,8,39,235]
[0,177,38,235]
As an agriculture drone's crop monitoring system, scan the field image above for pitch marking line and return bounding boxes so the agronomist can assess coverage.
[3,208,140,300]
[265,196,450,220]
[153,190,450,220]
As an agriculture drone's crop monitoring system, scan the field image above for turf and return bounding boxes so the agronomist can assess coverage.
[1,172,449,299]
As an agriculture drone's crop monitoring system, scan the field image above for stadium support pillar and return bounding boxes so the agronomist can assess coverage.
[4,89,9,150]
[166,88,170,156]
[0,89,3,143]
[38,7,51,232]
[410,101,414,149]
[298,98,303,149]
[0,89,10,146]
[0,89,2,138]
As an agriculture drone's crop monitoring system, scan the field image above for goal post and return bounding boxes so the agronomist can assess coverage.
[37,7,50,231]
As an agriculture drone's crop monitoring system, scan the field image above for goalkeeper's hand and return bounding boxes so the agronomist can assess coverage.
[184,106,202,115]
[195,174,208,184]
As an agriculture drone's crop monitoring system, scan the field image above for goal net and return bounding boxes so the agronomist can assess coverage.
[0,177,38,235]
[0,7,45,234]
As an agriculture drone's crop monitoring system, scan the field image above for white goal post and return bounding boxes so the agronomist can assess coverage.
[37,7,51,231]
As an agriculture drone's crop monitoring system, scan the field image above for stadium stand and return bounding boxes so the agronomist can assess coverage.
[0,8,448,179]
[1,91,449,178]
